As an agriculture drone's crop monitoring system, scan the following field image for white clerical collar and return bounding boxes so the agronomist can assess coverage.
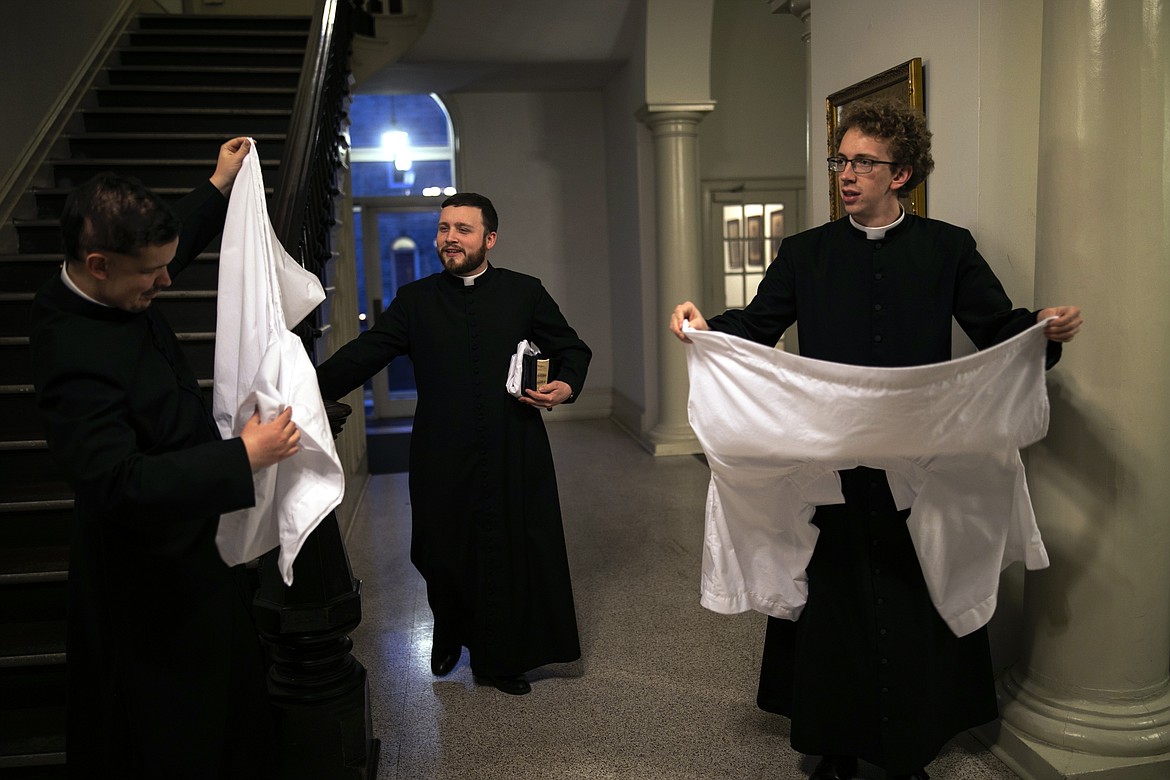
[60,263,109,307]
[850,208,905,240]
[460,265,488,286]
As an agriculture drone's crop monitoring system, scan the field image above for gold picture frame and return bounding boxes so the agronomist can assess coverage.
[826,58,926,221]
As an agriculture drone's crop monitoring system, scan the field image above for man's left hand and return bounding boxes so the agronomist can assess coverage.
[1038,305,1083,342]
[521,380,573,410]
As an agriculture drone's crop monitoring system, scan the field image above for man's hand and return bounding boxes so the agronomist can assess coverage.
[521,380,573,410]
[209,136,251,196]
[669,301,709,343]
[240,406,300,472]
[1037,305,1083,343]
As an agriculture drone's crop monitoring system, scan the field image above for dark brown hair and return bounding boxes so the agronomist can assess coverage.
[834,99,935,192]
[61,172,181,263]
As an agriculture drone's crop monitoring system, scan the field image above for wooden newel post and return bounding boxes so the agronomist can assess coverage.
[253,400,380,778]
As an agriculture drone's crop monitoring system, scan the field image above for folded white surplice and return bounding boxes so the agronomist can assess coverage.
[505,339,541,398]
[684,321,1052,637]
[213,139,344,585]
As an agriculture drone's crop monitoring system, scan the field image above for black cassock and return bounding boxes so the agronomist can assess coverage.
[708,214,1060,774]
[30,184,275,778]
[317,265,590,676]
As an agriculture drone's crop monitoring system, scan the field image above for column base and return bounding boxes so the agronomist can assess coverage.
[645,422,703,456]
[974,719,1170,780]
[972,667,1170,779]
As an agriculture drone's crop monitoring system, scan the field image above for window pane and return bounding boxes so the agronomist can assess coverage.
[724,274,744,309]
[349,94,450,148]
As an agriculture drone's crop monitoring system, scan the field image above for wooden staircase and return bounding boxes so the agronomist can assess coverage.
[0,13,312,775]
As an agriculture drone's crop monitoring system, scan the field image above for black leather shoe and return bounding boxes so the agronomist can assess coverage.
[474,673,531,696]
[889,771,929,780]
[430,644,461,676]
[811,755,857,780]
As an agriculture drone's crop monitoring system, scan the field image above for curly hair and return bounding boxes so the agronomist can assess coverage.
[834,99,934,192]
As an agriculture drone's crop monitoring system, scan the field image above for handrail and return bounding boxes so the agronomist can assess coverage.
[272,0,353,286]
[257,3,380,776]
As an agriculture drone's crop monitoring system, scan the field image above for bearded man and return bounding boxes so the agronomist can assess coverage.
[316,192,590,696]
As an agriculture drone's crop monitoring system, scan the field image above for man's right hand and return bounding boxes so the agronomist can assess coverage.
[669,301,709,343]
[209,136,251,196]
[241,406,301,472]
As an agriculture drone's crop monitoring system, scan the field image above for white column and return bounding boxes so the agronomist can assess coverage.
[639,105,713,456]
[994,2,1170,778]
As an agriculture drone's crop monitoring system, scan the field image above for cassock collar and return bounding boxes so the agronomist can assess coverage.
[443,263,495,288]
[845,210,914,241]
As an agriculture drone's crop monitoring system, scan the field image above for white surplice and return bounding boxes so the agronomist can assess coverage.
[213,140,344,585]
[684,321,1052,637]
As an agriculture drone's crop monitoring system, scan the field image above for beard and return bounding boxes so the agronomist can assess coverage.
[438,238,488,275]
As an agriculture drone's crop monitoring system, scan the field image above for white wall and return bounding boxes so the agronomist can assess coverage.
[603,59,656,430]
[445,91,615,398]
[702,1,808,182]
[645,0,714,104]
[0,0,129,214]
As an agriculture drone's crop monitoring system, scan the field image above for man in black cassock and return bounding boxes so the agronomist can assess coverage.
[316,192,590,696]
[670,101,1082,779]
[30,138,302,778]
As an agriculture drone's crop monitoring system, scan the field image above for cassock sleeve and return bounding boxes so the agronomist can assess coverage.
[707,241,798,348]
[530,284,591,401]
[167,181,229,281]
[951,230,1062,368]
[315,292,411,401]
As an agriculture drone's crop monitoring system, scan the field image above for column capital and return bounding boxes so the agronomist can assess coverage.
[637,102,716,129]
[771,0,811,42]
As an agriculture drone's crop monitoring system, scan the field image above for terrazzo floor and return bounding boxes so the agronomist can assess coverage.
[345,418,1021,780]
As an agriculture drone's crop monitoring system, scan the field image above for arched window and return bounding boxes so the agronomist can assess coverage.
[349,93,456,196]
[348,93,458,418]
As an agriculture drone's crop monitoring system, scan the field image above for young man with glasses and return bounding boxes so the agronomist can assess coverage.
[670,100,1080,779]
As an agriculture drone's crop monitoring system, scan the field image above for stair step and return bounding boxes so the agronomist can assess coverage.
[0,386,45,441]
[0,664,67,760]
[119,45,306,68]
[136,13,312,32]
[0,332,213,393]
[0,621,67,668]
[0,309,32,338]
[106,65,302,89]
[0,255,61,293]
[0,500,72,551]
[79,107,293,134]
[0,339,32,386]
[93,85,296,110]
[63,133,287,163]
[46,157,281,190]
[0,547,68,585]
[0,444,70,504]
[1,292,219,338]
[29,185,274,220]
[0,250,221,290]
[0,576,67,625]
[126,29,309,49]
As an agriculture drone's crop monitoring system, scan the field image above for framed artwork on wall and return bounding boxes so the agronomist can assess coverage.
[826,58,926,221]
[724,218,743,271]
[745,214,764,269]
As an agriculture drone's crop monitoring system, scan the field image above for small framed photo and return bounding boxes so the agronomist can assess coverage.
[746,214,764,269]
[724,218,743,271]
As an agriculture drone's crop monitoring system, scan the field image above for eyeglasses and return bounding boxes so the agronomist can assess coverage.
[826,156,898,174]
